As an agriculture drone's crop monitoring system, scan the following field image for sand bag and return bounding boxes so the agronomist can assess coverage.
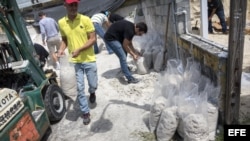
[177,98,198,138]
[156,106,178,141]
[177,104,197,139]
[166,59,183,75]
[142,48,153,70]
[151,47,160,65]
[60,55,77,100]
[135,57,148,75]
[183,114,209,141]
[132,36,147,52]
[153,49,164,72]
[149,96,168,133]
[207,102,218,141]
[126,54,137,71]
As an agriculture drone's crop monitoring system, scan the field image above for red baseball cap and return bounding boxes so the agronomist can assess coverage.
[65,0,79,4]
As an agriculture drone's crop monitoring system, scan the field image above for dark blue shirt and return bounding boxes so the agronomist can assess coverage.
[109,14,124,23]
[208,0,224,11]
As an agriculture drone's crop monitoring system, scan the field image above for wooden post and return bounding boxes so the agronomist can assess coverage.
[225,0,247,124]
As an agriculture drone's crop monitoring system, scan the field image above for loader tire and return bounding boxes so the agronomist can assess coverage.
[44,84,66,122]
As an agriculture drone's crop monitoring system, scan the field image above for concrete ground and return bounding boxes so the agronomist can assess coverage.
[26,1,250,140]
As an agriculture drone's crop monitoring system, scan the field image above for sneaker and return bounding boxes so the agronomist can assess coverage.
[89,93,96,103]
[128,77,140,84]
[83,113,91,125]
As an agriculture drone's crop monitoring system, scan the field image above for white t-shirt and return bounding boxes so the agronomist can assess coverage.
[91,13,108,25]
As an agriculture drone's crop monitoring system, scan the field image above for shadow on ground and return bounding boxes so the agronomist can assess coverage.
[102,68,121,79]
[90,104,113,133]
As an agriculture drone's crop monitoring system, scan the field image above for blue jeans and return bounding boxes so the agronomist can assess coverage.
[74,62,98,114]
[93,23,113,54]
[105,40,134,81]
[208,10,227,33]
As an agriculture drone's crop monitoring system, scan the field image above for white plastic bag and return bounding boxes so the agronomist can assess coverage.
[60,54,77,100]
[135,56,148,75]
[142,48,153,70]
[149,96,168,133]
[156,106,178,141]
[154,51,164,72]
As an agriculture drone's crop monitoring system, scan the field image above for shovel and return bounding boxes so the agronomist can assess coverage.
[192,20,199,30]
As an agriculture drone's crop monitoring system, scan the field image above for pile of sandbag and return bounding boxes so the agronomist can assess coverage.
[149,58,220,141]
[127,30,165,75]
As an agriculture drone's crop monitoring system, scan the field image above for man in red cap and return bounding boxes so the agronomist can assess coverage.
[58,0,98,125]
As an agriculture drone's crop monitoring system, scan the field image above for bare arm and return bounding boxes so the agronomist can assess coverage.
[71,31,97,58]
[104,21,111,29]
[122,38,140,60]
[58,36,67,56]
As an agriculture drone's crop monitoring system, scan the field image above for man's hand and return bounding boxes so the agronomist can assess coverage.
[72,49,80,58]
[57,50,65,57]
[132,52,141,60]
[132,54,138,60]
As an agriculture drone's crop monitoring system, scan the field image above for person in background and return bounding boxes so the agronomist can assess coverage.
[104,20,147,84]
[57,0,98,125]
[33,43,49,69]
[207,0,228,34]
[101,11,124,24]
[91,12,113,54]
[31,0,39,4]
[38,11,61,70]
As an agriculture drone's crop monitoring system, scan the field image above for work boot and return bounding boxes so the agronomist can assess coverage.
[128,77,140,84]
[83,113,91,125]
[89,93,96,103]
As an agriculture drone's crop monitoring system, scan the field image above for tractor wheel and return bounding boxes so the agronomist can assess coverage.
[44,84,66,122]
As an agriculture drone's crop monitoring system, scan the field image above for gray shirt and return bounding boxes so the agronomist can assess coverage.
[39,17,59,41]
[91,13,108,25]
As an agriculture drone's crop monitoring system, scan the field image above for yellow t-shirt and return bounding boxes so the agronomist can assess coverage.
[58,14,96,63]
